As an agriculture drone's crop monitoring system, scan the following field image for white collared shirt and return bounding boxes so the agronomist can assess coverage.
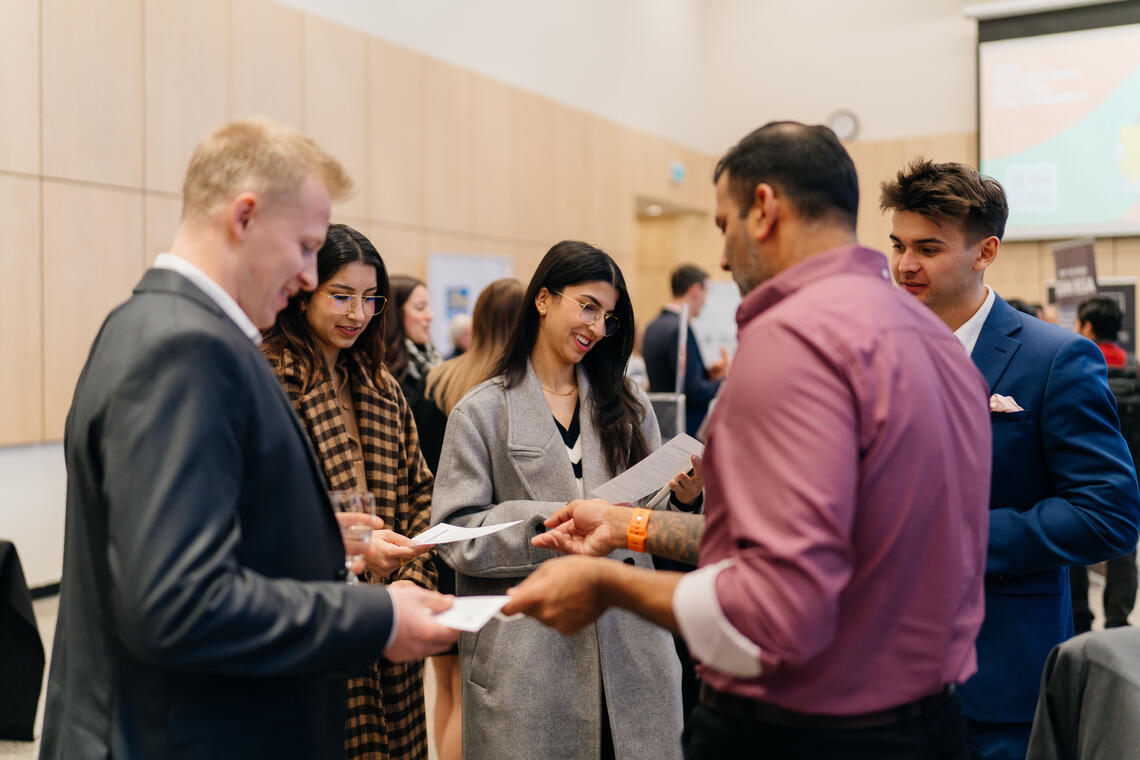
[953,286,996,356]
[152,252,262,344]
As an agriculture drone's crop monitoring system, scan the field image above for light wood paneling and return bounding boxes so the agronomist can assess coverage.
[554,104,591,243]
[510,89,557,245]
[145,0,230,195]
[901,132,977,168]
[42,0,143,187]
[471,76,515,239]
[989,240,1042,302]
[423,59,476,235]
[0,176,43,444]
[145,193,182,267]
[43,181,144,438]
[304,14,369,218]
[588,118,632,255]
[847,139,905,251]
[230,0,303,129]
[369,39,424,227]
[370,222,427,280]
[0,0,40,175]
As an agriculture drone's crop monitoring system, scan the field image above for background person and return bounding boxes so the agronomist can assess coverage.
[385,275,445,469]
[642,264,729,437]
[431,241,699,760]
[418,276,525,760]
[40,118,456,760]
[262,223,439,760]
[881,159,1140,760]
[1070,295,1140,634]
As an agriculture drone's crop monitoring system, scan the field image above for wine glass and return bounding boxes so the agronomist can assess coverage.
[331,490,376,585]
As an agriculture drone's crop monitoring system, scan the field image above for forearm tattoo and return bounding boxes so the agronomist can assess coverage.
[645,512,705,565]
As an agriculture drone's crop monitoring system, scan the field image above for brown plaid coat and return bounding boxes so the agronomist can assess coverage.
[267,347,437,760]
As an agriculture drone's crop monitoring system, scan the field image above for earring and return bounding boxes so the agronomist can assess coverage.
[539,308,547,316]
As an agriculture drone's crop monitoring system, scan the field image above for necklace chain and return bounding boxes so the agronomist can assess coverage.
[541,384,578,397]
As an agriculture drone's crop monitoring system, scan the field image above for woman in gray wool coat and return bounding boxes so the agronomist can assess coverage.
[432,240,701,760]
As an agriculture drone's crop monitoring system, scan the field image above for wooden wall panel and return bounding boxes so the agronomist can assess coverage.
[846,139,905,252]
[230,0,303,129]
[42,182,144,438]
[470,76,515,239]
[305,14,370,218]
[901,132,977,168]
[510,90,558,245]
[369,39,424,227]
[145,193,182,267]
[423,59,476,235]
[42,0,143,187]
[371,222,427,280]
[587,118,631,256]
[554,105,592,243]
[0,0,40,175]
[0,176,43,444]
[145,0,230,195]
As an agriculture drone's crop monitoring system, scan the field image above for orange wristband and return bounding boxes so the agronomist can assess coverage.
[627,507,651,553]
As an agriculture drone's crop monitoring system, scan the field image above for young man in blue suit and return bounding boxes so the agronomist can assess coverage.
[882,160,1140,760]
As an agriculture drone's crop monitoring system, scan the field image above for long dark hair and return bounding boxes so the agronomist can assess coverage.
[262,223,390,392]
[497,240,648,475]
[383,275,426,380]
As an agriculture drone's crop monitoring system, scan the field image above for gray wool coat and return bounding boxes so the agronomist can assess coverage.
[431,362,684,760]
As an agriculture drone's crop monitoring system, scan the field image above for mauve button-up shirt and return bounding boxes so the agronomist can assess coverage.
[679,245,991,715]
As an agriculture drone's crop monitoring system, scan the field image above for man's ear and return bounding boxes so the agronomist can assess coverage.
[974,235,999,273]
[746,183,778,243]
[229,193,258,242]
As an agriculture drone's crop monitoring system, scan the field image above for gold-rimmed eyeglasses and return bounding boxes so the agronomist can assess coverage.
[553,290,620,336]
[316,291,387,318]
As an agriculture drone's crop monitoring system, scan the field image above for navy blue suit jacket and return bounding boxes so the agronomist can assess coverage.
[960,295,1140,725]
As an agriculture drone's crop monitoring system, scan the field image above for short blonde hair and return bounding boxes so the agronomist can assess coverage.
[181,117,352,221]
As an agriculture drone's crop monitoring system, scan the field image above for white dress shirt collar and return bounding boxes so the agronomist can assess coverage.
[152,252,262,344]
[953,286,996,356]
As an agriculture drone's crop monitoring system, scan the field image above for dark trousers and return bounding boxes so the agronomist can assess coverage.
[1070,550,1138,632]
[683,692,969,760]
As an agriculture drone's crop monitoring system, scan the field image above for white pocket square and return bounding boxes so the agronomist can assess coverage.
[989,394,1024,413]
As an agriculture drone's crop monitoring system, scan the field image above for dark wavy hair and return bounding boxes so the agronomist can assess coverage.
[383,275,426,381]
[496,240,649,475]
[262,223,390,392]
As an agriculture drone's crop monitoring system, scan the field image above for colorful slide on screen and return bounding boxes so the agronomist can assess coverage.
[979,23,1140,239]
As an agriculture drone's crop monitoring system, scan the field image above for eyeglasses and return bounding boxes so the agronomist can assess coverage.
[553,290,620,337]
[316,291,387,318]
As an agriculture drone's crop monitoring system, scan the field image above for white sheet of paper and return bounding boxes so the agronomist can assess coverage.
[412,520,522,545]
[590,433,705,504]
[432,595,511,632]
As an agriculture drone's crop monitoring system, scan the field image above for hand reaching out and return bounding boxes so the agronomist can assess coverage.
[531,499,629,556]
[366,526,435,578]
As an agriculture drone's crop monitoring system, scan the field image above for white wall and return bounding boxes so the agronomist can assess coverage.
[0,444,66,588]
[278,0,979,153]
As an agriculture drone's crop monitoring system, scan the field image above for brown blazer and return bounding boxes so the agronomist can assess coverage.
[268,347,437,760]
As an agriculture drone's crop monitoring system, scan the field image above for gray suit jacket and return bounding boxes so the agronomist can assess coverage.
[1027,627,1140,759]
[40,269,395,760]
[432,363,683,760]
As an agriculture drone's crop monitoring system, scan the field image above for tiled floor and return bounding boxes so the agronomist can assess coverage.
[4,566,1138,758]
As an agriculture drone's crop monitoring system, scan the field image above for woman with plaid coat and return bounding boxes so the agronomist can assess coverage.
[263,223,438,760]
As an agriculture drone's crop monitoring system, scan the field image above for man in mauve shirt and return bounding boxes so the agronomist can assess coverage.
[502,122,993,759]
